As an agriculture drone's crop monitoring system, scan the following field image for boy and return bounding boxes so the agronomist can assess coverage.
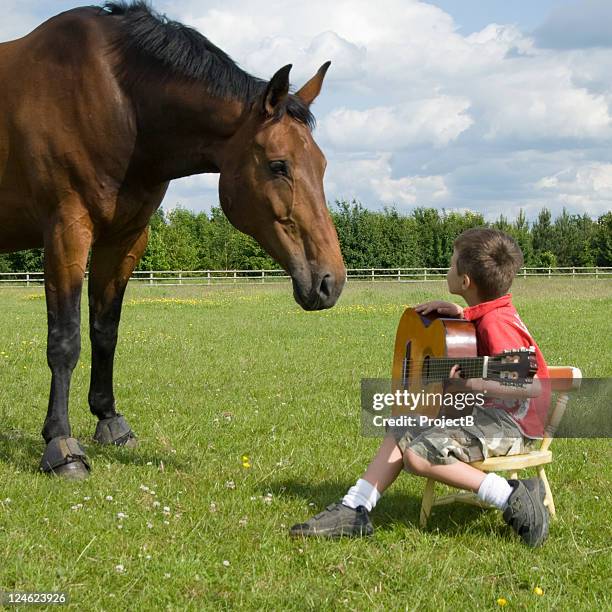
[290,228,551,547]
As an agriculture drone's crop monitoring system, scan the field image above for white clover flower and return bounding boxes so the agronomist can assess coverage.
[115,564,125,573]
[222,560,230,567]
[105,495,113,501]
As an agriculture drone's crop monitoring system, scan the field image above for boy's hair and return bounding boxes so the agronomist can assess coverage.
[453,228,524,300]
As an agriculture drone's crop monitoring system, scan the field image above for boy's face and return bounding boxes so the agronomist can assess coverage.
[447,249,469,295]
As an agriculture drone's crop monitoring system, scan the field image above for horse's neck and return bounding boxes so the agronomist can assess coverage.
[129,78,247,181]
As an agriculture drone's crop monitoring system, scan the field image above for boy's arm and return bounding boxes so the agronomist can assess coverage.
[446,365,542,399]
[414,301,464,317]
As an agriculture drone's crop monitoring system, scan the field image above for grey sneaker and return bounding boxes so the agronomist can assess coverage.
[290,502,373,538]
[503,478,549,547]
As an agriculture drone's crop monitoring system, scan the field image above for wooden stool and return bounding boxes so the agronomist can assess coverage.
[419,366,582,527]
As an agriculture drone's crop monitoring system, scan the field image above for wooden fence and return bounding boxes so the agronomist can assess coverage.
[1,267,611,286]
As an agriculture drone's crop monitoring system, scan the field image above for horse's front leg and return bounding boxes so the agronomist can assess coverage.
[87,227,149,447]
[39,210,93,479]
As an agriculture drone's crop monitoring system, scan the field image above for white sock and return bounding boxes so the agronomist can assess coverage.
[342,478,381,512]
[477,473,513,510]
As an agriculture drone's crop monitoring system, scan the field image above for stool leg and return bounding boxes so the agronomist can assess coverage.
[420,478,435,528]
[538,466,556,519]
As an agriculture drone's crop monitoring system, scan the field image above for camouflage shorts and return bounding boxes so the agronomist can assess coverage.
[393,407,540,465]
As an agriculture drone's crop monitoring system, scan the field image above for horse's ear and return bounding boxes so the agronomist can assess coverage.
[263,64,292,116]
[295,61,331,107]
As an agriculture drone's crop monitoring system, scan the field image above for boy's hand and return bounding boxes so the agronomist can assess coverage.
[414,301,464,318]
[445,364,469,392]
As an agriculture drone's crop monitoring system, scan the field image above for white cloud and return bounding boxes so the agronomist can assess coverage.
[535,163,612,215]
[325,153,449,208]
[320,97,473,150]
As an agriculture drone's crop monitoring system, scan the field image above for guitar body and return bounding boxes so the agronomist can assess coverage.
[391,308,477,417]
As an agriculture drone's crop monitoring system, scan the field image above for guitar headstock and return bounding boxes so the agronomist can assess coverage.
[488,347,538,386]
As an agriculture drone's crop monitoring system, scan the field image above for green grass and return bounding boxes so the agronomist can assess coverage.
[0,279,610,611]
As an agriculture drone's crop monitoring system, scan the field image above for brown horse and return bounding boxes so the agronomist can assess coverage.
[0,1,345,478]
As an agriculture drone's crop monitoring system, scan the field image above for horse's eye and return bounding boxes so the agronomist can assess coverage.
[269,160,289,177]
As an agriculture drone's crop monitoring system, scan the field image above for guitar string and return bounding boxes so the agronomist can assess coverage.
[399,358,530,381]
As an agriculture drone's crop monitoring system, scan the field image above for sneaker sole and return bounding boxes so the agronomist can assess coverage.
[289,525,373,539]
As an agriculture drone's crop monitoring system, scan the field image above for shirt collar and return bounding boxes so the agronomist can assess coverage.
[462,293,513,321]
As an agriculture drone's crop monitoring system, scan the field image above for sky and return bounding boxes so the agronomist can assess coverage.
[2,1,612,220]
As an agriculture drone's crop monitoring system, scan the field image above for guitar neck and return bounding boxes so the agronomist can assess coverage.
[423,356,488,382]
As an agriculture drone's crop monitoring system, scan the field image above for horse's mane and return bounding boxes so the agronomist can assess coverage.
[100,1,315,129]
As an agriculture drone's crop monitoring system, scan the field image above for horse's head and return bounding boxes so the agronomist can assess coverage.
[218,63,345,310]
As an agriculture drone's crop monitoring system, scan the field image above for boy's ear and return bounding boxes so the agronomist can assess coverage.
[461,274,471,290]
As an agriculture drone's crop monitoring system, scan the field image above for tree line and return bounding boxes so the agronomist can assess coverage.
[1,202,610,272]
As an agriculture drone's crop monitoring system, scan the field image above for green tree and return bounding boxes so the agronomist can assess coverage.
[532,208,555,257]
[553,209,596,267]
[592,212,612,266]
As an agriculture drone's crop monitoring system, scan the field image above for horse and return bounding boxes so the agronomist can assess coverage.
[0,1,346,479]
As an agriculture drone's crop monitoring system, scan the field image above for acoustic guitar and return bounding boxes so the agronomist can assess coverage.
[391,308,538,418]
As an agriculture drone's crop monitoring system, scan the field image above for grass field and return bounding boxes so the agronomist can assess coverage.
[0,279,610,610]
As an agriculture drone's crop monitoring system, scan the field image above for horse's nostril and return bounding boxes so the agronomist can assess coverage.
[318,273,333,300]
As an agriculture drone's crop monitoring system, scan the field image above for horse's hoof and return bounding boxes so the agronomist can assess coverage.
[93,414,137,447]
[40,436,91,479]
[51,460,90,480]
[122,436,139,449]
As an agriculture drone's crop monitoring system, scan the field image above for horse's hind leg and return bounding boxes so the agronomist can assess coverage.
[87,227,149,447]
[40,211,93,479]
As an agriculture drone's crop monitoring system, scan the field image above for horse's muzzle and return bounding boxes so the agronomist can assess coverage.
[292,271,345,311]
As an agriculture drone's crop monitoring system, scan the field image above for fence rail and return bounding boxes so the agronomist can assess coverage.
[1,267,611,287]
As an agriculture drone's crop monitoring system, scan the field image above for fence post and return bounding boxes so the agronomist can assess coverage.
[149,272,153,286]
[572,267,575,277]
[261,270,265,284]
[397,268,401,282]
[179,271,182,285]
[207,271,211,286]
[523,268,527,279]
[234,271,237,284]
[596,267,599,279]
[26,272,30,287]
[548,267,551,278]
[371,268,374,282]
[424,268,427,281]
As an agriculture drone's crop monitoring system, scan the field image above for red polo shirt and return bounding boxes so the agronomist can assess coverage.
[462,294,550,438]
